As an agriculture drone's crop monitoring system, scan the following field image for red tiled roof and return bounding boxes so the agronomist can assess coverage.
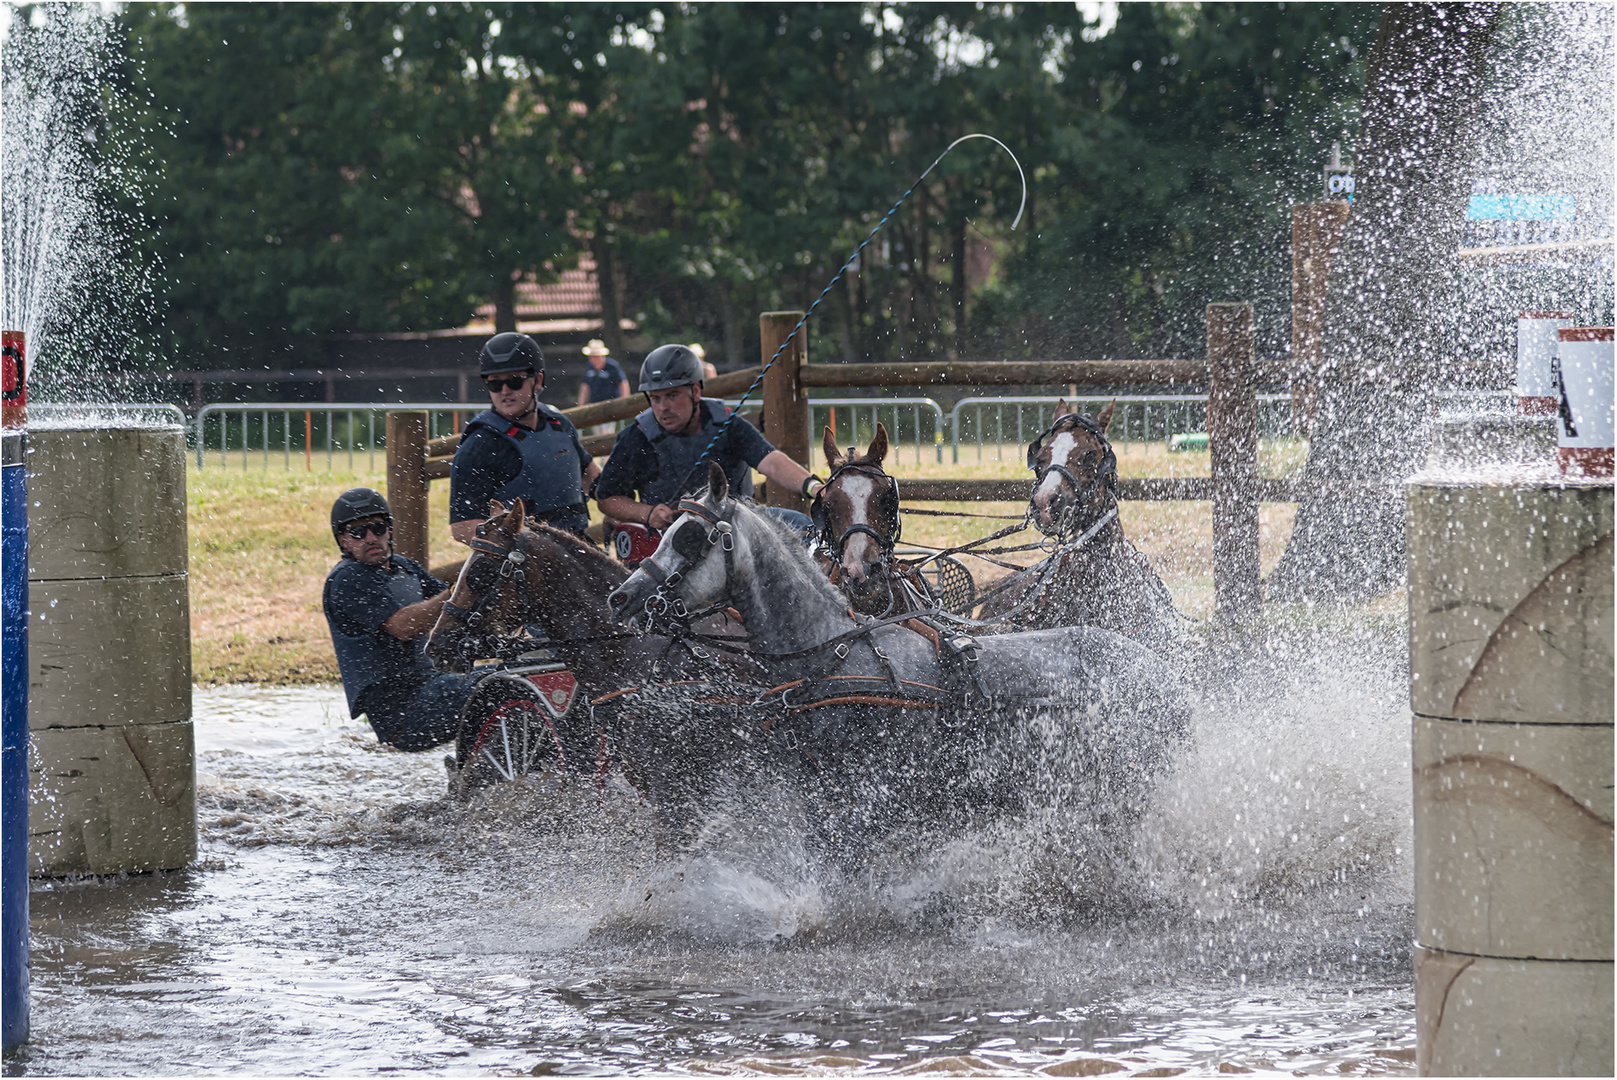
[475,253,603,320]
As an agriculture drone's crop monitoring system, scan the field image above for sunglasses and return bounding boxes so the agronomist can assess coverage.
[342,521,391,540]
[484,373,532,393]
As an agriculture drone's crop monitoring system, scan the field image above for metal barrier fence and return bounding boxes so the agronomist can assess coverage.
[813,398,945,464]
[947,394,1297,463]
[182,392,1315,470]
[193,403,480,470]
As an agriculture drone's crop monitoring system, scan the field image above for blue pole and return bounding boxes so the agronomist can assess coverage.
[2,427,28,1050]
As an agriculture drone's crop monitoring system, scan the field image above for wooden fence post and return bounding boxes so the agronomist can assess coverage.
[760,311,811,513]
[1207,303,1260,621]
[386,410,429,567]
[1290,201,1350,437]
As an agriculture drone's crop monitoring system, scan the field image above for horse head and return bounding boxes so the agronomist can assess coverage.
[607,462,740,626]
[813,423,901,604]
[1027,399,1118,539]
[427,499,535,672]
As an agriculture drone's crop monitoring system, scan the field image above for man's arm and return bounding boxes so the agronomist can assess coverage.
[380,590,449,640]
[616,378,630,398]
[577,383,590,407]
[597,493,677,530]
[756,450,819,498]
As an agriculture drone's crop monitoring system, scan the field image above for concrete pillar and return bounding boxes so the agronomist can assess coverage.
[26,425,195,875]
[1407,439,1613,1074]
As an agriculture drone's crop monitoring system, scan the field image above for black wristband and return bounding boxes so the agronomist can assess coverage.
[801,474,823,497]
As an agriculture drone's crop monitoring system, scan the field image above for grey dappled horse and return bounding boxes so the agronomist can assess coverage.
[605,463,1190,858]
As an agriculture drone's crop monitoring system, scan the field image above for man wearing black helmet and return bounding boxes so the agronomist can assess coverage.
[595,343,820,535]
[322,488,478,751]
[449,332,600,544]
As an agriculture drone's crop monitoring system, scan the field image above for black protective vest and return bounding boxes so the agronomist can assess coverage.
[328,557,436,715]
[463,406,586,517]
[634,398,755,507]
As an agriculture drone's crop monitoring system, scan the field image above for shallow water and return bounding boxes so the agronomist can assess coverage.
[11,632,1417,1076]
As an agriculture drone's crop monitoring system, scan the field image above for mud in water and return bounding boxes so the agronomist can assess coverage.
[12,629,1416,1076]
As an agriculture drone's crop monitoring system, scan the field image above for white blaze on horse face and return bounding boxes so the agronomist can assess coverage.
[1032,429,1078,526]
[836,473,881,581]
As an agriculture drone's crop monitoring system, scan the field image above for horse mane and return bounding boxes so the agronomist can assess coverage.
[519,520,628,589]
[725,495,848,611]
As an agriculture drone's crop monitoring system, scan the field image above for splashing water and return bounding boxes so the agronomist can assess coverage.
[1,3,158,402]
[1457,3,1615,368]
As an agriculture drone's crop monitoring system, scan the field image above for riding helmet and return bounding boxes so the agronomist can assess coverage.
[330,487,392,534]
[638,344,704,393]
[478,332,545,377]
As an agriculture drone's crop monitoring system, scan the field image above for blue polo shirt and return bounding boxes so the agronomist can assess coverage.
[581,358,628,404]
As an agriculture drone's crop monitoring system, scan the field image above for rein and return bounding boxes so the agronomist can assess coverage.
[438,529,640,657]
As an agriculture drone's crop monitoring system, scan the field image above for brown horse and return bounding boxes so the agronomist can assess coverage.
[810,423,940,617]
[976,401,1184,652]
[426,499,752,804]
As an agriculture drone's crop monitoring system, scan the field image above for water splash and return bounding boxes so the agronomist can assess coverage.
[1,3,159,402]
[1457,3,1615,375]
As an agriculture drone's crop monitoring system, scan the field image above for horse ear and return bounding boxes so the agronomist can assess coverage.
[823,426,843,470]
[1095,399,1115,434]
[708,460,728,502]
[487,499,506,519]
[508,498,526,531]
[1055,397,1072,418]
[867,422,889,466]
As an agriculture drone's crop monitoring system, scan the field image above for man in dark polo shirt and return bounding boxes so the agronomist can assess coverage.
[577,338,630,437]
[595,343,819,538]
[321,488,478,751]
[449,332,601,544]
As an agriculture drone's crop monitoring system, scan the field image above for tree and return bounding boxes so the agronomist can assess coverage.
[1266,3,1502,604]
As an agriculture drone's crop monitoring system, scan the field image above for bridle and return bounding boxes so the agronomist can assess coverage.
[810,463,902,562]
[635,496,736,625]
[437,529,535,661]
[1026,414,1119,544]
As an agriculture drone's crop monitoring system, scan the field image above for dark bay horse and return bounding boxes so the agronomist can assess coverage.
[977,401,1184,652]
[811,423,939,618]
[426,500,752,797]
[604,463,1189,855]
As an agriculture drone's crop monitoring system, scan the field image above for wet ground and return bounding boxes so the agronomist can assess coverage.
[10,629,1418,1076]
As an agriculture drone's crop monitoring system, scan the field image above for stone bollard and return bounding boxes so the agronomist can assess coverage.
[26,424,195,875]
[1407,435,1613,1075]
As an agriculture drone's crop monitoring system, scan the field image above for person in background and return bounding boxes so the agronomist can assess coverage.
[595,344,819,539]
[689,341,719,381]
[577,338,630,436]
[322,488,478,752]
[449,332,599,544]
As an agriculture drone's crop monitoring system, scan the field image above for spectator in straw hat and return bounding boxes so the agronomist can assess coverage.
[578,338,629,437]
[689,341,718,380]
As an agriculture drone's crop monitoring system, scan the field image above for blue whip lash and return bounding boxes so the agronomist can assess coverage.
[685,133,1028,487]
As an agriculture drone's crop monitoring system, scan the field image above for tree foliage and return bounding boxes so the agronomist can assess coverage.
[112,2,1377,367]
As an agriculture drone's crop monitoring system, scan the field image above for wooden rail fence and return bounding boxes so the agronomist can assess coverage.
[388,303,1290,619]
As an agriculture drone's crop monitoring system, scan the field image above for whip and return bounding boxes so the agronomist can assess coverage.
[684,133,1028,487]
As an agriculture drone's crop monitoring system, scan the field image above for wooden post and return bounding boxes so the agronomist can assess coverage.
[760,311,811,513]
[1290,201,1350,436]
[385,411,430,566]
[1207,303,1260,621]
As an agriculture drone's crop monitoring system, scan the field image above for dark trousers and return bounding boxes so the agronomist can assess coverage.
[361,672,480,751]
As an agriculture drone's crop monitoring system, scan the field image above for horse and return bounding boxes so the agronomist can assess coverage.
[603,463,1190,857]
[811,423,940,618]
[975,400,1185,653]
[426,499,752,799]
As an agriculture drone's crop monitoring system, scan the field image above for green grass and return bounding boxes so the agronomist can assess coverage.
[187,437,1315,684]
